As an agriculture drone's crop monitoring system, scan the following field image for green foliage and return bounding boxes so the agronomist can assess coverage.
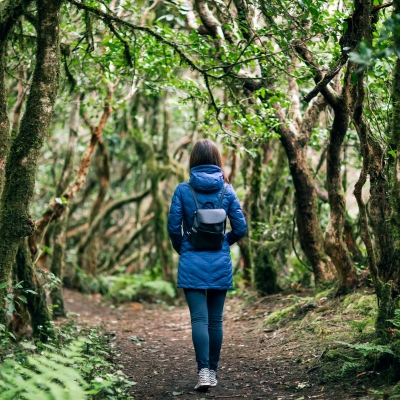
[98,273,175,303]
[253,244,280,295]
[0,339,87,399]
[387,309,400,328]
[340,361,363,376]
[0,317,135,399]
[348,320,369,334]
[264,304,298,325]
[0,281,40,321]
[336,341,394,357]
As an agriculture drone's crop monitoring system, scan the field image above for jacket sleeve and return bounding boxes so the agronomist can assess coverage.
[226,186,247,246]
[167,185,183,254]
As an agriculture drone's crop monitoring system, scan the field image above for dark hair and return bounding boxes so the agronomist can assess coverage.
[189,139,223,169]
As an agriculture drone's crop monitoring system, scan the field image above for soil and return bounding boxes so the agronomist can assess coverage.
[63,289,381,400]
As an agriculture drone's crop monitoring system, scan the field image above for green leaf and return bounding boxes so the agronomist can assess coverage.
[7,301,15,314]
[24,290,38,295]
[21,342,37,350]
[0,282,9,289]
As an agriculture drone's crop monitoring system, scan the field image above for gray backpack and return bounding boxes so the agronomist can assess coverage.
[186,183,227,250]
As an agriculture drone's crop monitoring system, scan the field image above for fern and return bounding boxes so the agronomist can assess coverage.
[336,341,394,357]
[0,339,87,399]
[387,309,400,328]
[341,361,363,375]
[348,320,369,333]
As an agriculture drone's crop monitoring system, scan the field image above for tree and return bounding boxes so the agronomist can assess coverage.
[0,0,63,327]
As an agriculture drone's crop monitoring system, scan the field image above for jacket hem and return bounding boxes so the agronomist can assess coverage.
[177,285,233,290]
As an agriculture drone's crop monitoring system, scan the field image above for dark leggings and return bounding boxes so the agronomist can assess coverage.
[184,289,227,371]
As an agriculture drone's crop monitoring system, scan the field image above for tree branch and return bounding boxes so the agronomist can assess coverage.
[293,41,341,108]
[300,94,327,143]
[29,88,113,257]
[77,187,150,256]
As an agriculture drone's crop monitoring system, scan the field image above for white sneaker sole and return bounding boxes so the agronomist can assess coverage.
[194,383,210,392]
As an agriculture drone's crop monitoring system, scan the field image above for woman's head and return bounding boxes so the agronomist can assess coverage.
[189,139,222,170]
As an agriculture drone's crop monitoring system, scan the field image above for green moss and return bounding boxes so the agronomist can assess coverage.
[264,304,298,325]
[315,288,336,300]
[342,293,360,307]
[390,339,400,359]
[353,295,377,316]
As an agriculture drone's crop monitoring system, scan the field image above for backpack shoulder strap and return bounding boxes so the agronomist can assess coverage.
[217,184,227,208]
[187,183,199,209]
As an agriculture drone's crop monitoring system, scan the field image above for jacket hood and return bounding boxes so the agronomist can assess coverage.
[189,165,224,192]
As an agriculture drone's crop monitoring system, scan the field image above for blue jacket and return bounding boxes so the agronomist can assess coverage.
[167,165,247,290]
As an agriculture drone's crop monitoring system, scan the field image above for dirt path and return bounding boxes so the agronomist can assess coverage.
[64,289,363,400]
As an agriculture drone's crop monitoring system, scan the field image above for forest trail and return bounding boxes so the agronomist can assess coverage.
[63,289,368,400]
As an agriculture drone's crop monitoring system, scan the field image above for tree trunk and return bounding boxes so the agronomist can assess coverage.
[249,151,262,226]
[239,152,253,284]
[324,91,359,293]
[78,140,110,275]
[50,211,68,318]
[0,0,62,323]
[15,239,54,341]
[264,144,287,217]
[0,41,10,200]
[276,106,335,286]
[254,244,280,295]
[0,1,31,199]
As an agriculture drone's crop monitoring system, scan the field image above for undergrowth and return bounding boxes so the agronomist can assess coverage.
[75,269,175,303]
[0,317,135,399]
[262,288,400,399]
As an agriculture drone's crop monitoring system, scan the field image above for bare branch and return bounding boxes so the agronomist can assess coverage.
[300,94,327,143]
[287,60,302,130]
[140,0,161,25]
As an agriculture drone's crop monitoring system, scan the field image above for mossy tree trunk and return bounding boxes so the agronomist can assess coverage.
[275,99,336,287]
[293,0,373,293]
[352,0,400,342]
[15,239,54,341]
[390,0,400,271]
[0,1,31,200]
[239,152,253,285]
[50,210,68,318]
[0,0,62,324]
[249,151,262,227]
[153,100,175,285]
[320,0,373,293]
[251,149,281,294]
[324,70,359,293]
[254,244,280,295]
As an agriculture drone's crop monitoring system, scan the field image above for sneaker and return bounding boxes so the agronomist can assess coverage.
[194,368,210,391]
[209,369,217,387]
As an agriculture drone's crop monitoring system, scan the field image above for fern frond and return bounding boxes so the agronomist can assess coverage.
[0,340,88,400]
[336,341,394,357]
[341,361,363,376]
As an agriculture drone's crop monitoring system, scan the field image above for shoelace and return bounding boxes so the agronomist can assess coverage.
[198,368,210,383]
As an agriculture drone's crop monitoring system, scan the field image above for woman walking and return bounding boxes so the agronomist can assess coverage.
[167,139,247,391]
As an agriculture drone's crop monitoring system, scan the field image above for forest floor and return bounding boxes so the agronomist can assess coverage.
[64,287,390,400]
